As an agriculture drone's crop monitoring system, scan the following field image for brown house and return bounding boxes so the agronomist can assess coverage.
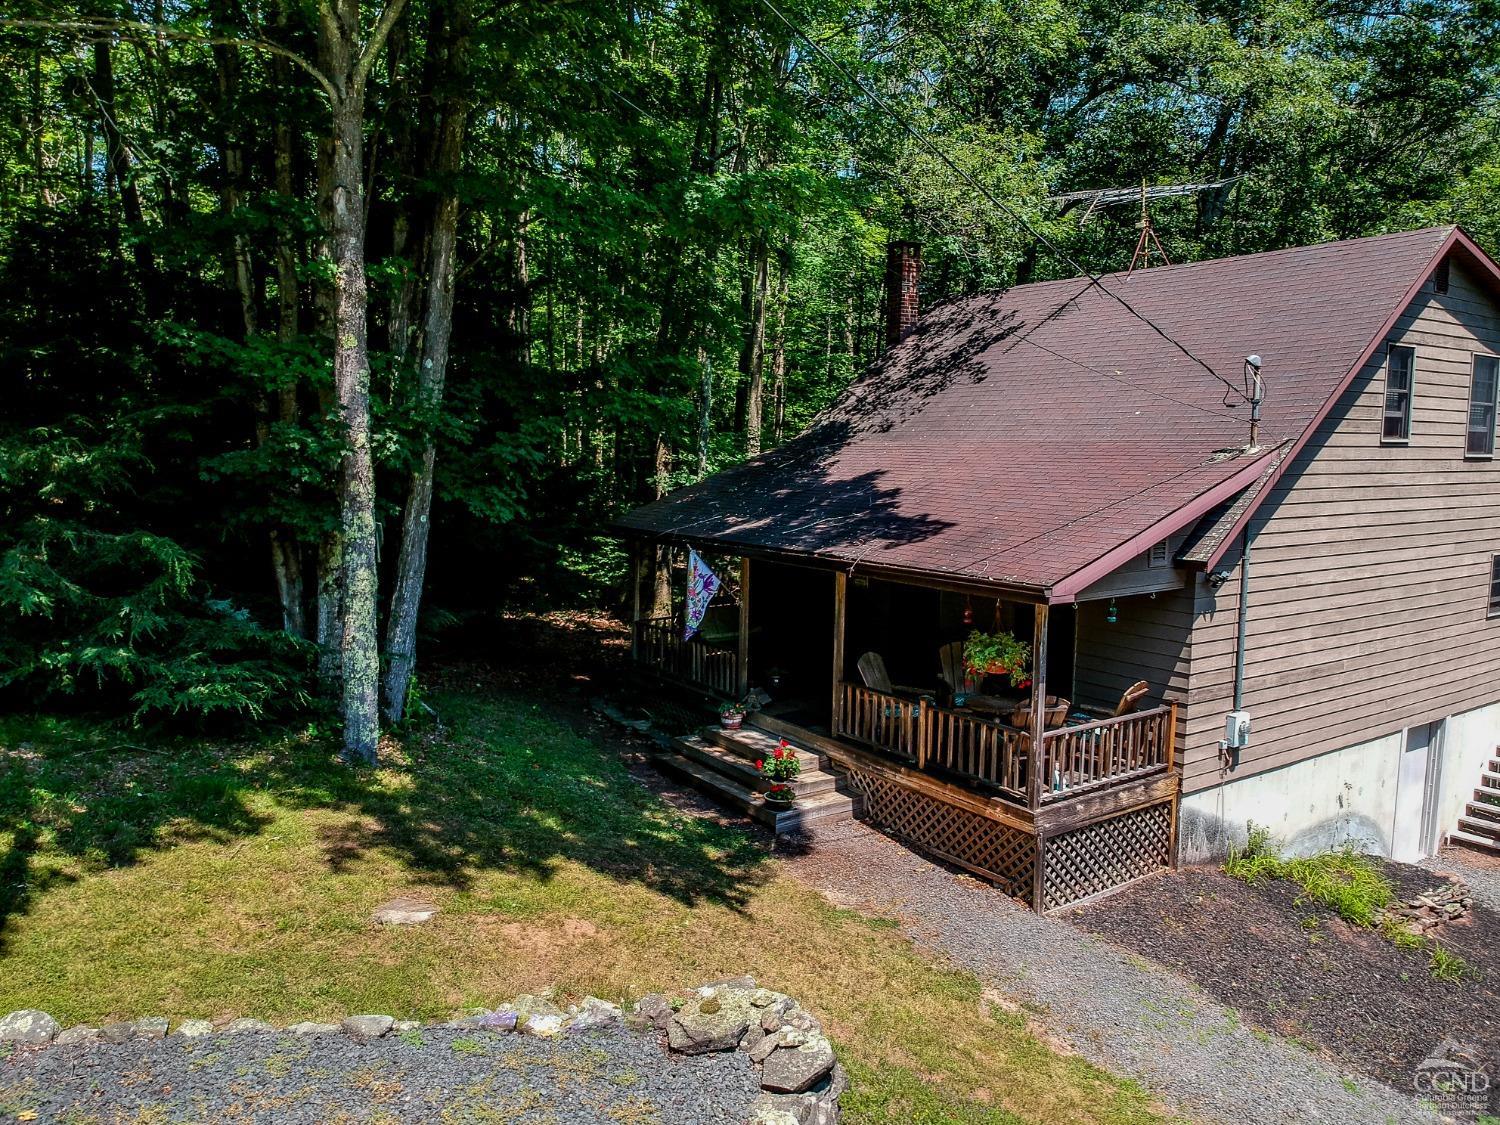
[615,227,1500,909]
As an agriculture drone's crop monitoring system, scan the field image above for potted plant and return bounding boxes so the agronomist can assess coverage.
[962,629,1032,687]
[757,740,802,805]
[719,700,746,730]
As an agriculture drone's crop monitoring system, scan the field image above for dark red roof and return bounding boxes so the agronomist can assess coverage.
[618,227,1458,598]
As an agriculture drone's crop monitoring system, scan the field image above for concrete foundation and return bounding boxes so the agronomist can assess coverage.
[1179,701,1500,863]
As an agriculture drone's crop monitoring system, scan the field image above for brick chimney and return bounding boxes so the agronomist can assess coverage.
[885,241,922,347]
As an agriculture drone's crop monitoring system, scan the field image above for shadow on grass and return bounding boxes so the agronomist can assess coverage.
[0,682,768,950]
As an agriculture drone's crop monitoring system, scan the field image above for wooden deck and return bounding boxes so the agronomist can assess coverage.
[757,701,1178,912]
[630,624,1179,911]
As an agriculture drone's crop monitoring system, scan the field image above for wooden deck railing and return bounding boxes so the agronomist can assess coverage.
[835,683,920,762]
[833,685,1176,809]
[1039,704,1175,803]
[633,617,738,697]
[921,701,1029,802]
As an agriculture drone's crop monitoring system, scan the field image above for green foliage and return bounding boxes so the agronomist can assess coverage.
[962,629,1033,686]
[1224,823,1394,927]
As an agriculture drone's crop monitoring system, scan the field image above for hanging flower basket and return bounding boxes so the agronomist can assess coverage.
[962,629,1032,688]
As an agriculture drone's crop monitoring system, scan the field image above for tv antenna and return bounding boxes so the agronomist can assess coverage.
[1127,180,1171,274]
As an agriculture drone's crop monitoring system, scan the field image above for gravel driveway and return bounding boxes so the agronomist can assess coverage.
[0,1025,761,1123]
[782,823,1440,1125]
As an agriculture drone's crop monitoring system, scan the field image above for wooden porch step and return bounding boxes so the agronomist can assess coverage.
[701,724,826,771]
[1466,799,1500,823]
[674,735,838,798]
[653,749,860,835]
[1456,815,1500,840]
[1449,828,1500,856]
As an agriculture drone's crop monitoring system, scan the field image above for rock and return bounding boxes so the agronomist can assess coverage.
[748,1028,786,1064]
[760,997,796,1032]
[761,1033,837,1094]
[372,896,439,925]
[100,1022,137,1045]
[223,1018,277,1034]
[569,997,622,1033]
[54,1026,99,1046]
[475,1009,519,1031]
[0,1010,59,1045]
[393,1020,421,1033]
[287,1022,341,1036]
[698,975,757,994]
[341,1014,395,1040]
[667,988,757,1054]
[740,1023,767,1052]
[782,1006,821,1033]
[132,1017,169,1040]
[746,1098,802,1125]
[173,1020,215,1039]
[633,994,675,1031]
[749,989,787,1009]
[514,995,568,1039]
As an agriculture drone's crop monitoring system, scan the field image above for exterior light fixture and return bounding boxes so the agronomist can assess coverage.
[1106,598,1118,624]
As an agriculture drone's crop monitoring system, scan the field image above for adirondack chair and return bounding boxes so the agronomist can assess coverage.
[1073,679,1152,722]
[856,652,927,699]
[937,641,968,701]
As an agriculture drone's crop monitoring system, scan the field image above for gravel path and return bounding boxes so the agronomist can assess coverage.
[0,1025,761,1123]
[782,824,1440,1125]
[1426,843,1500,912]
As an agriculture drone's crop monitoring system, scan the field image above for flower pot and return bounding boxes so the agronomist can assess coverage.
[720,714,744,730]
[763,790,796,807]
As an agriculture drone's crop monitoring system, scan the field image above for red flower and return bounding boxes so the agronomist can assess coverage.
[755,759,764,770]
[773,747,784,760]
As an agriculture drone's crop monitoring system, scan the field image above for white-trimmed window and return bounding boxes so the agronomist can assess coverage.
[1467,354,1498,457]
[1383,344,1415,442]
[1489,555,1500,618]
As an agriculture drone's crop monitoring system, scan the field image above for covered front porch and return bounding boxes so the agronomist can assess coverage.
[626,547,1182,912]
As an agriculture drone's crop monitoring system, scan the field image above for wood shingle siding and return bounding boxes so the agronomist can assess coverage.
[1180,259,1500,794]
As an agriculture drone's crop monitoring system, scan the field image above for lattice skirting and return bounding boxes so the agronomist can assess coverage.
[845,769,1036,899]
[1041,800,1173,911]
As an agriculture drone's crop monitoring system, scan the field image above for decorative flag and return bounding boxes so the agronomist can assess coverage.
[684,549,721,641]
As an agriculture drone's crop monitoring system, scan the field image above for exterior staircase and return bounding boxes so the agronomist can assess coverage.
[656,722,860,835]
[1449,749,1500,854]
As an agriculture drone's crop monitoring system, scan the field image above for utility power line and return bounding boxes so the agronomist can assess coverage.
[755,0,1253,406]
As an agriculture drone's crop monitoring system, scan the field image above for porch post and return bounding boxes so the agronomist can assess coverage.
[629,540,644,662]
[831,571,847,733]
[1027,603,1050,809]
[737,556,751,698]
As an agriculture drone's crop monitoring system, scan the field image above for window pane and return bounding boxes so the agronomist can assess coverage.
[1469,356,1498,455]
[1384,347,1414,440]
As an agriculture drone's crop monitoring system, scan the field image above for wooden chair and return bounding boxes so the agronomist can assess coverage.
[937,641,968,700]
[1075,680,1153,721]
[856,652,926,699]
[1113,679,1151,717]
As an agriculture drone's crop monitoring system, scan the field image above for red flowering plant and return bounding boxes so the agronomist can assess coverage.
[757,740,801,801]
[962,629,1032,688]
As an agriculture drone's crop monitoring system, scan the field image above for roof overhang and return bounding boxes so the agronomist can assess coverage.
[1047,443,1290,602]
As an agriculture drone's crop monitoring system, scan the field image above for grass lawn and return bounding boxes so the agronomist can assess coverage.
[0,679,1169,1124]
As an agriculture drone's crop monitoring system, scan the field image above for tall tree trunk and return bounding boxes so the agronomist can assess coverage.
[770,253,789,443]
[93,39,153,282]
[381,0,471,724]
[318,0,408,761]
[739,234,770,456]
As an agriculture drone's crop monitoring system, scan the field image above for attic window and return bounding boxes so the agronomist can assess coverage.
[1146,542,1171,569]
[1383,344,1415,442]
[1489,556,1500,618]
[1467,354,1498,457]
[1433,258,1451,295]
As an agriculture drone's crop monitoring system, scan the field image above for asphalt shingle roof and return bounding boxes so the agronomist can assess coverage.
[617,227,1457,595]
